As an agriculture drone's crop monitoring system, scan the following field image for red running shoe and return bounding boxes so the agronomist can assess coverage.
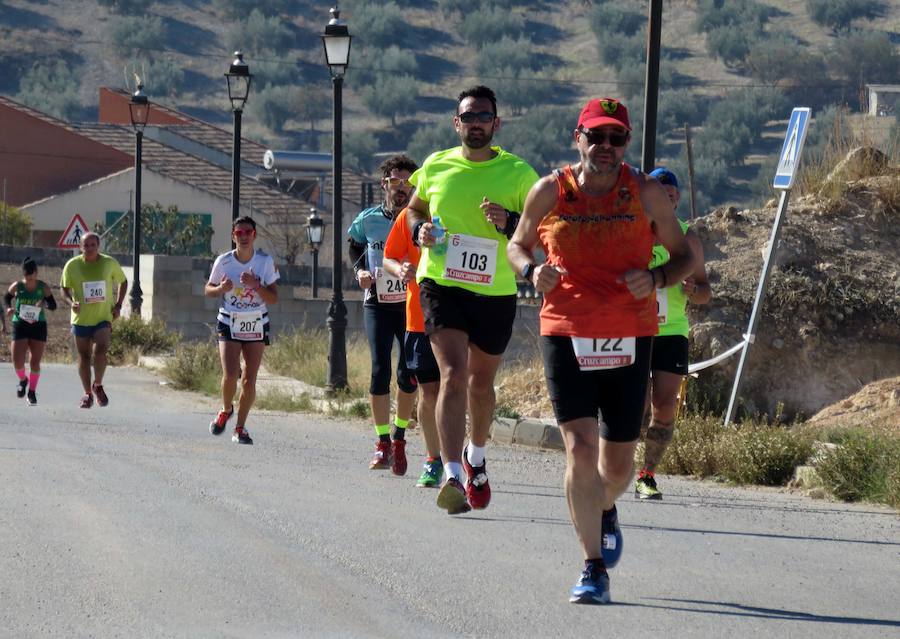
[92,382,109,407]
[391,439,408,476]
[463,448,491,510]
[369,441,391,470]
[79,393,93,409]
[209,406,234,436]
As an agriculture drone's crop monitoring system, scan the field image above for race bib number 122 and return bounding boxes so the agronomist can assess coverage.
[571,337,636,371]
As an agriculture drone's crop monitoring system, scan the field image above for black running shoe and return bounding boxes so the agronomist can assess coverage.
[26,390,36,406]
[16,379,27,398]
[232,426,253,445]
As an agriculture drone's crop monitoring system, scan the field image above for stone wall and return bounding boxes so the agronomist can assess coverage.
[124,254,542,346]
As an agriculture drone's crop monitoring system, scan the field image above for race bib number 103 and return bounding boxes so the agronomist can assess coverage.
[443,234,498,286]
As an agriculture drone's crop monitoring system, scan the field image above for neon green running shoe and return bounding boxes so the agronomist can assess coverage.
[635,471,662,500]
[416,458,443,488]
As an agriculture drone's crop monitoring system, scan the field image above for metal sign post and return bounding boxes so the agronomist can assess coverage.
[724,108,811,426]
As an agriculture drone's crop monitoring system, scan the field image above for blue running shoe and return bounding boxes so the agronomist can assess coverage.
[569,564,610,604]
[601,505,623,568]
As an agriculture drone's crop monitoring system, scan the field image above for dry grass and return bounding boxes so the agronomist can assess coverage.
[496,352,552,419]
[265,328,370,398]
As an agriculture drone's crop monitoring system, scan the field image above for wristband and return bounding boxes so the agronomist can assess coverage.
[411,221,425,246]
[521,262,536,282]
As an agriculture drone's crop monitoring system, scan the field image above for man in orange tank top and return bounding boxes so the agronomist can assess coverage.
[508,98,695,605]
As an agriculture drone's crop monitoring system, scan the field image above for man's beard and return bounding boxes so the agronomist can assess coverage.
[462,128,492,149]
[385,191,409,213]
[583,152,619,177]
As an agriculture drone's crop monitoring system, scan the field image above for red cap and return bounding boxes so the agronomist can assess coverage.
[577,98,631,131]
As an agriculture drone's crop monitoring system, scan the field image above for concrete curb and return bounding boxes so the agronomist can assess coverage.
[488,417,563,451]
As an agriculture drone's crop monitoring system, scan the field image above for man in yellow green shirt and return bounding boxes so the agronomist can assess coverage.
[406,85,539,514]
[60,232,128,408]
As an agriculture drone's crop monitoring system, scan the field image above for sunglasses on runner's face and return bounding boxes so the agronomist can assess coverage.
[579,128,629,147]
[458,111,495,124]
[233,229,255,237]
[384,177,411,187]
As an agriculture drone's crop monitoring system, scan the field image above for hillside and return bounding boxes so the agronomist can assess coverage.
[2,0,899,213]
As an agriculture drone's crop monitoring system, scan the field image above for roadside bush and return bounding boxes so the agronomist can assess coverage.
[0,203,34,246]
[228,8,293,56]
[100,202,213,257]
[17,60,81,120]
[255,389,313,412]
[109,16,165,55]
[265,328,369,395]
[806,0,886,33]
[458,6,524,47]
[816,430,900,506]
[109,315,180,363]
[717,424,813,485]
[657,414,724,477]
[163,340,220,393]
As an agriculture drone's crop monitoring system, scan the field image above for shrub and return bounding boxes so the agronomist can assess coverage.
[816,430,900,506]
[827,30,900,87]
[361,74,419,126]
[351,1,409,49]
[705,25,756,67]
[265,327,370,395]
[255,389,313,412]
[214,0,285,19]
[342,130,380,174]
[717,424,813,485]
[597,32,645,73]
[657,89,706,135]
[458,6,524,47]
[806,0,886,33]
[127,57,185,98]
[250,85,295,133]
[99,202,213,257]
[489,67,542,116]
[745,31,818,87]
[407,121,459,165]
[163,340,221,393]
[97,0,144,15]
[294,85,330,131]
[476,36,537,76]
[588,3,644,39]
[349,46,418,87]
[17,60,81,120]
[109,315,180,363]
[657,413,724,477]
[109,16,165,55]
[500,105,574,174]
[0,203,34,246]
[228,8,293,56]
[694,0,773,32]
[250,59,296,90]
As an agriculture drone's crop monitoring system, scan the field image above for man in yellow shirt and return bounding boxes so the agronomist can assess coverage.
[60,232,128,408]
[406,85,539,514]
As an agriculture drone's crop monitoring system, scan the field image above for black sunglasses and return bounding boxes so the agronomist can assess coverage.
[579,128,629,147]
[458,110,495,124]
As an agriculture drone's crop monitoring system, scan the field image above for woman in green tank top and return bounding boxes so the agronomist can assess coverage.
[5,257,57,405]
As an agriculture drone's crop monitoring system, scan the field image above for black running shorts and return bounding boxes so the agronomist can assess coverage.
[404,331,440,385]
[419,278,516,356]
[12,320,48,342]
[650,335,689,376]
[541,335,653,442]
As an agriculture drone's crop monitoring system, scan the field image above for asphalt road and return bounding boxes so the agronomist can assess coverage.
[1,364,898,638]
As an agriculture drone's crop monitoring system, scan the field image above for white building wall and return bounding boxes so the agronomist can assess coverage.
[21,168,272,255]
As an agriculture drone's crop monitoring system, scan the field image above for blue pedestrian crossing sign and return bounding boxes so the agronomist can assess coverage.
[773,108,811,190]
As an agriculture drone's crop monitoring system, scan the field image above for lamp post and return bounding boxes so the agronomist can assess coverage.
[306,207,325,299]
[322,6,352,393]
[128,82,150,315]
[225,51,252,238]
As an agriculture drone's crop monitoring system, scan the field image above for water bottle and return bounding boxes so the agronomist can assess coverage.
[431,215,447,256]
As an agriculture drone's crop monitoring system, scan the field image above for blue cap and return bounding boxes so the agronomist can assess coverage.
[650,167,679,189]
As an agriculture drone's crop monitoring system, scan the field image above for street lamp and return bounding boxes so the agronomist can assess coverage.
[306,207,325,299]
[225,51,252,233]
[128,81,150,315]
[322,6,352,393]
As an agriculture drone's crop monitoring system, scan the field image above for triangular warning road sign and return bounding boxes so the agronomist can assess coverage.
[58,214,90,248]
